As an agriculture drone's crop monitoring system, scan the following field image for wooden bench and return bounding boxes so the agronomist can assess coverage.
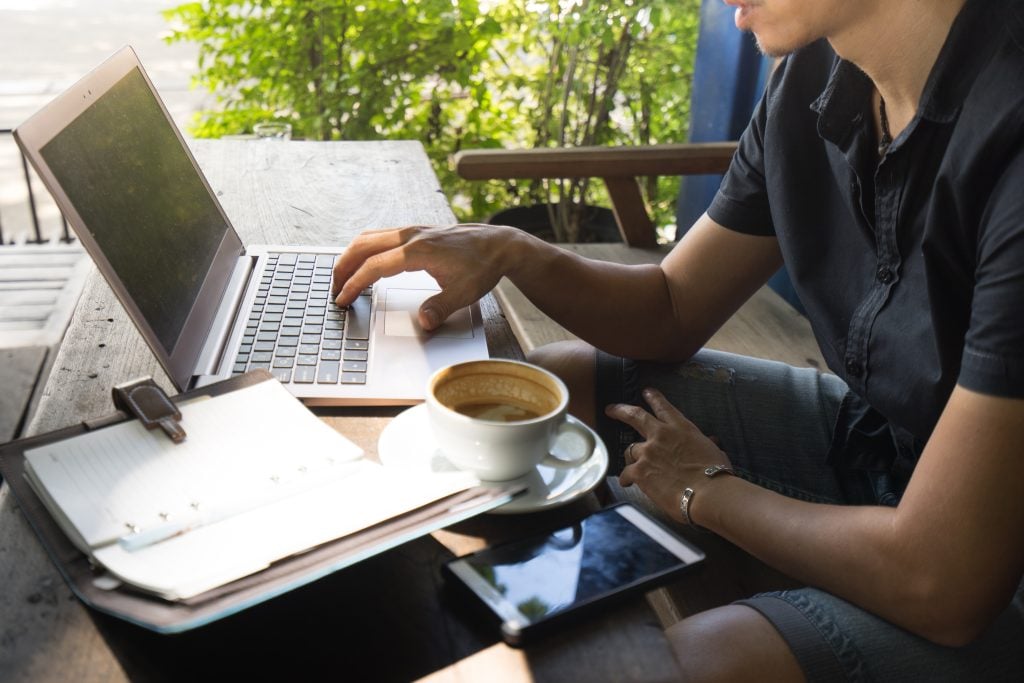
[0,244,91,443]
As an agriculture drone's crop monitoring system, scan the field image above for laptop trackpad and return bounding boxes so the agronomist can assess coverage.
[383,288,474,338]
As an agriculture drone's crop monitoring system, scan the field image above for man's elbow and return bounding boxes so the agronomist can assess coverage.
[900,574,1016,647]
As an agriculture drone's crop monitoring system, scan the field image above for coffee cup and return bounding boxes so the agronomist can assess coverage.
[426,359,596,481]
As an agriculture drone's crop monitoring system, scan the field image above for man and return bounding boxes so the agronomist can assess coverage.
[333,0,1024,679]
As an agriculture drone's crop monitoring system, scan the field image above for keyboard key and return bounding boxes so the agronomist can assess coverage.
[320,349,341,361]
[297,354,319,365]
[304,315,324,325]
[233,362,248,373]
[343,350,368,361]
[343,361,368,373]
[302,324,323,335]
[299,344,320,355]
[257,331,278,342]
[341,372,367,384]
[251,351,272,363]
[263,312,283,323]
[344,340,369,350]
[325,320,344,331]
[307,306,326,316]
[346,295,371,340]
[254,341,275,352]
[275,347,296,357]
[301,334,321,345]
[322,339,342,350]
[317,361,340,384]
[250,361,271,371]
[315,254,336,268]
[259,322,280,333]
[324,329,343,340]
[279,326,301,337]
[277,336,299,347]
[271,368,293,383]
[273,357,295,368]
[293,365,316,383]
[278,253,298,265]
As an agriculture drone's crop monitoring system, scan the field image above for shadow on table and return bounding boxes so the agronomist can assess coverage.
[92,535,496,682]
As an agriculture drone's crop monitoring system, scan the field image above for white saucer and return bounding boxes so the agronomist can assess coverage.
[378,404,609,514]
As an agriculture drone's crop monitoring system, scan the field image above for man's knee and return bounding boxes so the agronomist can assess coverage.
[666,605,804,682]
[526,340,597,426]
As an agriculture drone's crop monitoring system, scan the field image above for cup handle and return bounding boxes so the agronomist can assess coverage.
[542,420,596,469]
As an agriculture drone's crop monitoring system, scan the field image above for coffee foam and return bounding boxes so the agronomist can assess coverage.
[433,365,561,417]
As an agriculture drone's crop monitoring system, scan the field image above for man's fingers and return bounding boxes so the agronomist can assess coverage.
[641,387,694,427]
[618,464,637,488]
[333,247,423,307]
[418,289,471,331]
[331,226,421,297]
[604,402,656,436]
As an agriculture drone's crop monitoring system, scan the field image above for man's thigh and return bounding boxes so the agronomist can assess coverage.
[596,347,850,503]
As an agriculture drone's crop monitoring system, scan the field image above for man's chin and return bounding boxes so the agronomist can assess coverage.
[752,32,809,59]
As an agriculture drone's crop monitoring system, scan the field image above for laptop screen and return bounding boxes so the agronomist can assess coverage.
[39,67,229,355]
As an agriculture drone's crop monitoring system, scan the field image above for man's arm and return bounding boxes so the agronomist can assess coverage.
[614,385,1024,646]
[332,213,783,361]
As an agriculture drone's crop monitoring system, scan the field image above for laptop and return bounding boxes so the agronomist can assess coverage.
[14,47,489,405]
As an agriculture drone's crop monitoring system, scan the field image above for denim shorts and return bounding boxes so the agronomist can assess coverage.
[596,348,1024,682]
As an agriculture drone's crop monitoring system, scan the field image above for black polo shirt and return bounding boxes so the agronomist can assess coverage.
[708,0,1024,479]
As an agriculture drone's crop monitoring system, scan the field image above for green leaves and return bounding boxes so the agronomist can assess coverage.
[165,0,700,241]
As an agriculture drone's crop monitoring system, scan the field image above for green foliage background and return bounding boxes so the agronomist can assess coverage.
[164,0,701,241]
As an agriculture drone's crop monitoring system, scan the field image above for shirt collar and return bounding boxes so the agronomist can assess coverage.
[809,0,1007,144]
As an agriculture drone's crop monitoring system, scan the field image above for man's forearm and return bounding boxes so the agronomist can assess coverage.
[499,229,697,359]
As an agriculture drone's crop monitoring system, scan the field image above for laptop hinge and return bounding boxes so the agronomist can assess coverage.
[194,255,256,379]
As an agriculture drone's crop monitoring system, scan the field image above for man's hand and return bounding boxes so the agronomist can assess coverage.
[607,387,732,523]
[331,223,516,331]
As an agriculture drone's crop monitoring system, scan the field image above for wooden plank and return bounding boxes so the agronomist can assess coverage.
[0,281,64,291]
[603,177,656,247]
[0,347,46,443]
[0,290,59,306]
[0,267,76,282]
[454,142,737,180]
[0,253,90,350]
[0,308,52,322]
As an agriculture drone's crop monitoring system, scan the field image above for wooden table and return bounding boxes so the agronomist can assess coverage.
[0,140,681,682]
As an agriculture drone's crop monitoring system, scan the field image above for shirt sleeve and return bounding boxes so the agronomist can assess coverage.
[706,68,778,237]
[958,145,1024,397]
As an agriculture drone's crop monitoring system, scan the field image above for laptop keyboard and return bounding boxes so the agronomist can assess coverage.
[231,252,371,385]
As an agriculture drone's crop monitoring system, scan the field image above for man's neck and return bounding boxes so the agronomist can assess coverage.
[827,0,967,135]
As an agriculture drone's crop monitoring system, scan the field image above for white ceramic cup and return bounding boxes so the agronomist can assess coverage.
[426,359,596,481]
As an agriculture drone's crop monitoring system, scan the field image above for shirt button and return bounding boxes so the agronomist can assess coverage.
[846,359,862,377]
[876,267,894,284]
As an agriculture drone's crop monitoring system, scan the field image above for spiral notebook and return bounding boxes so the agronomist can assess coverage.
[0,371,520,632]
